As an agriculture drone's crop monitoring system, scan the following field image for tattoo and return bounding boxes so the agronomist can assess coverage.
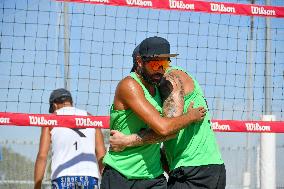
[163,97,176,117]
[136,128,169,144]
[160,72,185,118]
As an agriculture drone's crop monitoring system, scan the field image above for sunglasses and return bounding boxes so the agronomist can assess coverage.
[146,60,170,71]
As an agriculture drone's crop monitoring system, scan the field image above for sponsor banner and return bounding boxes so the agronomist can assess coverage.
[211,120,284,133]
[57,0,284,18]
[0,112,109,129]
[1,112,284,132]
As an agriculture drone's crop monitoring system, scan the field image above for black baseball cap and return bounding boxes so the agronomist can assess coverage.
[138,36,178,58]
[49,88,72,113]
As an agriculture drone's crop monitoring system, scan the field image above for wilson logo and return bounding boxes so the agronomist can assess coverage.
[245,123,271,132]
[126,0,153,7]
[212,122,231,131]
[29,116,58,126]
[169,0,194,10]
[210,3,236,13]
[0,117,10,124]
[75,118,103,127]
[251,6,276,16]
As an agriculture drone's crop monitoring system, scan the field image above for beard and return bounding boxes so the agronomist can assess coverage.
[140,67,163,86]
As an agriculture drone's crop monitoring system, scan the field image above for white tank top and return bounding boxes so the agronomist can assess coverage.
[50,107,99,180]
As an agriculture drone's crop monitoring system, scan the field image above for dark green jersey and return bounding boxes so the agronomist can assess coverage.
[103,72,164,179]
[164,66,223,171]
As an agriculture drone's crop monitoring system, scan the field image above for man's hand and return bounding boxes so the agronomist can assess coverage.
[187,101,207,122]
[109,130,130,152]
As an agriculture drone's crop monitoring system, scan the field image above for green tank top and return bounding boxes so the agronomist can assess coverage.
[164,66,223,171]
[103,72,164,179]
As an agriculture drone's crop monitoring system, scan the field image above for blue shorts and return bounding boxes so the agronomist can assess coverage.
[52,176,98,189]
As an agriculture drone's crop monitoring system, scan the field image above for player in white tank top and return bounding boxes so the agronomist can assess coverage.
[34,88,106,189]
[51,107,99,179]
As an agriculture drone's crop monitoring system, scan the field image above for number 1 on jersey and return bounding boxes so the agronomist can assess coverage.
[73,141,78,150]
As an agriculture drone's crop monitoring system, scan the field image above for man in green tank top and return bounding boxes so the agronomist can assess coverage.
[109,40,226,188]
[101,36,207,189]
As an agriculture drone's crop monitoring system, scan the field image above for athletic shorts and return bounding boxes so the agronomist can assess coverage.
[52,176,98,189]
[100,165,167,189]
[167,164,226,189]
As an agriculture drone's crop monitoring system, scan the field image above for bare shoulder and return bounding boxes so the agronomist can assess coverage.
[114,76,144,109]
[162,70,184,85]
[164,69,191,83]
[165,69,194,93]
[116,76,142,95]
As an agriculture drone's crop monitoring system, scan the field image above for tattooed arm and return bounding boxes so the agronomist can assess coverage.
[109,128,175,151]
[110,71,189,152]
[160,71,185,117]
